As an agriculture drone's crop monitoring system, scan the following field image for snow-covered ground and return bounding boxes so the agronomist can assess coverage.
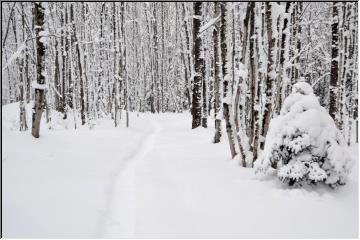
[2,103,358,238]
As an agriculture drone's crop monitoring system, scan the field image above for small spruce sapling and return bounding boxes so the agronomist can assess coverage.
[255,82,353,188]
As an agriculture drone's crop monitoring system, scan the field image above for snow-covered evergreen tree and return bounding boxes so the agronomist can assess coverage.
[255,82,353,187]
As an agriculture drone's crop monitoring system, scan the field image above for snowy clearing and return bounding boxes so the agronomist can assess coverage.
[2,103,358,238]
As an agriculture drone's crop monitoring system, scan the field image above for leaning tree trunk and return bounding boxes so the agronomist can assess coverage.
[31,2,46,138]
[191,2,203,129]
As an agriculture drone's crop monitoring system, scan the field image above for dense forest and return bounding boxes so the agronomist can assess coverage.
[2,2,359,237]
[2,2,358,163]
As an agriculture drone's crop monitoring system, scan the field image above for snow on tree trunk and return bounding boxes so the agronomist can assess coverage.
[191,2,203,129]
[71,3,86,126]
[255,82,353,188]
[19,4,27,131]
[260,2,276,150]
[31,2,46,138]
[113,2,120,127]
[213,2,222,143]
[329,2,340,126]
[220,3,238,159]
[248,2,258,165]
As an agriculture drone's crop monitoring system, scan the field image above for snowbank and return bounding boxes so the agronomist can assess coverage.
[2,102,358,238]
[1,102,125,132]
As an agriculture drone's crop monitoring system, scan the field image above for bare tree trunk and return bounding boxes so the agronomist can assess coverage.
[120,2,129,128]
[113,2,121,127]
[213,2,222,143]
[182,3,193,111]
[71,4,85,125]
[248,2,256,155]
[31,2,46,138]
[251,2,261,164]
[260,2,275,150]
[61,4,67,119]
[295,2,302,80]
[191,2,203,129]
[220,2,238,159]
[201,55,208,128]
[329,2,339,124]
[276,2,291,114]
[19,3,28,131]
[54,37,62,112]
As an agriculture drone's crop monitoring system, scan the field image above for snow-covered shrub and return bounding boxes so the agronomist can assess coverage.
[255,82,353,187]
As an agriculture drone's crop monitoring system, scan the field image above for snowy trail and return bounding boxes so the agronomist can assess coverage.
[99,119,161,237]
[106,114,358,238]
[2,105,358,238]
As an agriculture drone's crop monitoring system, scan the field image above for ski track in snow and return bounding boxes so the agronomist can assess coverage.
[2,104,358,238]
[98,119,161,238]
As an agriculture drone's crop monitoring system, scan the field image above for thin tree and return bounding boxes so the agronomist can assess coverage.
[221,2,238,158]
[31,2,46,138]
[260,2,276,150]
[329,2,339,124]
[191,2,203,129]
[213,2,222,143]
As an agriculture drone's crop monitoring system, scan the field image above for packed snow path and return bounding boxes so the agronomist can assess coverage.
[99,119,161,236]
[2,107,358,238]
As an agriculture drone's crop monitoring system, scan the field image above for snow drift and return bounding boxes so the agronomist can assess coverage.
[255,82,353,187]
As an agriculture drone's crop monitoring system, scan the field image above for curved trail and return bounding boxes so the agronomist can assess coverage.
[2,111,357,238]
[99,119,161,238]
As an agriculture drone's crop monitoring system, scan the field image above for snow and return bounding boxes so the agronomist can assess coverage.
[1,43,26,73]
[32,81,47,90]
[2,102,358,238]
[235,62,248,80]
[199,14,220,33]
[255,82,353,187]
[222,95,231,104]
[39,30,49,37]
[39,30,49,44]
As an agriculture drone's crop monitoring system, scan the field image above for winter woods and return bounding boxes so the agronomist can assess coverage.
[187,2,358,170]
[2,2,358,163]
[2,3,359,238]
[3,2,192,131]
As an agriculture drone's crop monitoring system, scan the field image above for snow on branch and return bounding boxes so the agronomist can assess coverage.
[2,42,26,73]
[254,82,353,187]
[199,14,220,33]
[32,81,47,90]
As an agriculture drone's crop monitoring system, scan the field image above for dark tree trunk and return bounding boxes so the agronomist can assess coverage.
[260,2,275,150]
[61,4,67,119]
[31,2,46,138]
[213,2,222,143]
[54,33,62,113]
[276,2,291,114]
[248,2,256,152]
[191,2,203,129]
[70,4,85,125]
[202,42,207,128]
[329,2,339,123]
